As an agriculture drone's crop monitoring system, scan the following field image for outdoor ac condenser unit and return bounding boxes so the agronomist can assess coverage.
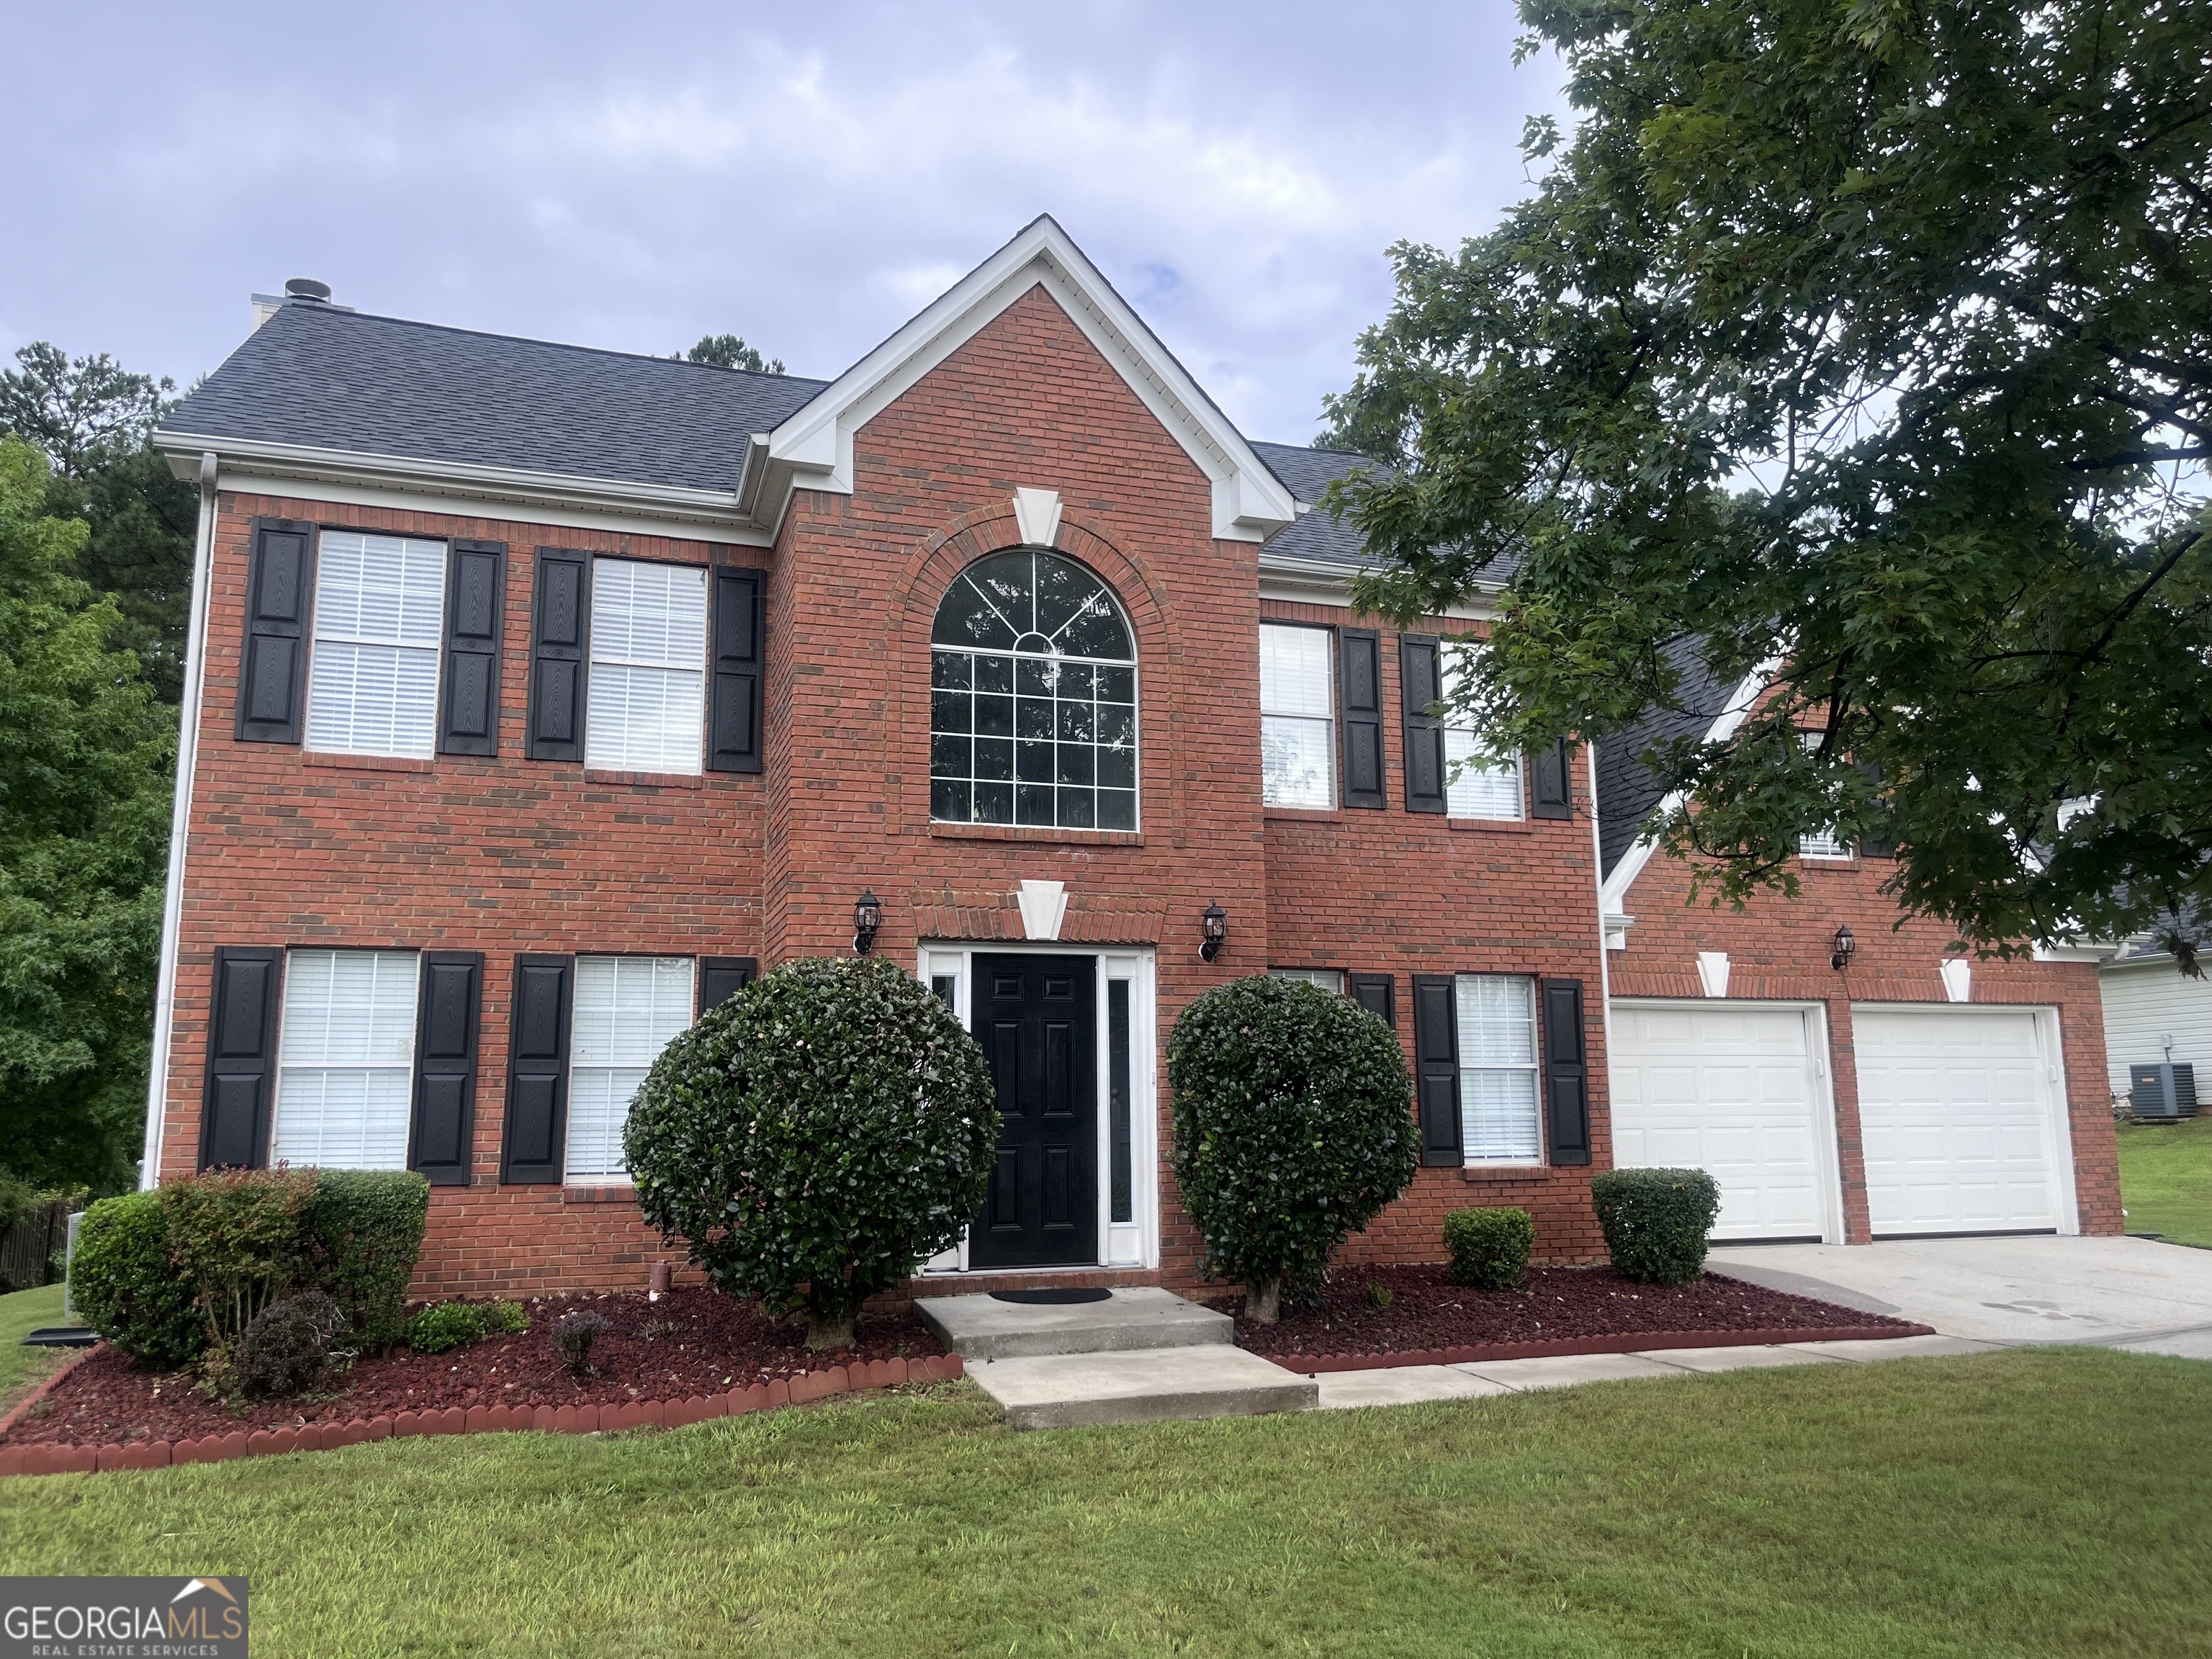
[2130,1062,2199,1119]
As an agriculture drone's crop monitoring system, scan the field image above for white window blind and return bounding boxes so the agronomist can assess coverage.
[271,949,419,1170]
[307,532,446,758]
[565,956,696,1182]
[1268,967,1345,995]
[588,559,707,773]
[1442,647,1523,820]
[1259,624,1334,809]
[1797,731,1851,858]
[1455,974,1541,1163]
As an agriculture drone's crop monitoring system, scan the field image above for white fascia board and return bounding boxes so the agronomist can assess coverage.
[151,429,769,540]
[765,215,1299,544]
[1599,662,1777,913]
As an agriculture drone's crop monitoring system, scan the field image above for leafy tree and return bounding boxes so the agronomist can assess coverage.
[680,333,786,374]
[1,344,195,701]
[1325,0,2211,968]
[0,438,174,1190]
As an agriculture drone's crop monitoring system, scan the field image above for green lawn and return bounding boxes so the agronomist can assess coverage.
[4,1347,2208,1656]
[0,1282,71,1413]
[2116,1112,2212,1247]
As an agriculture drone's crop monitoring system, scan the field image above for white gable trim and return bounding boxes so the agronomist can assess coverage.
[757,216,1299,544]
[1599,662,1778,916]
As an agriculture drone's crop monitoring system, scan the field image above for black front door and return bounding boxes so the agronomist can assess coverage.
[969,954,1097,1268]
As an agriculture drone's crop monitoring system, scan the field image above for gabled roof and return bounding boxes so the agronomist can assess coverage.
[1595,637,1761,889]
[759,215,1298,543]
[156,302,827,508]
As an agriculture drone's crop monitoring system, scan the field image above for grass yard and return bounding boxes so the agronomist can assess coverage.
[0,1283,70,1414]
[2116,1112,2212,1247]
[4,1346,2208,1657]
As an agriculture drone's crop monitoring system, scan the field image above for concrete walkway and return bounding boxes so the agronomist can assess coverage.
[1709,1235,2212,1359]
[1313,1333,1995,1410]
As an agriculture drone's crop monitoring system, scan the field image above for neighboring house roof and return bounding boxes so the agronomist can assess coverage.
[158,300,829,495]
[1593,635,1745,881]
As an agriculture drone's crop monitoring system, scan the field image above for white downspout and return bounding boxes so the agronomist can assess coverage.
[139,451,220,1189]
[1587,739,1616,1166]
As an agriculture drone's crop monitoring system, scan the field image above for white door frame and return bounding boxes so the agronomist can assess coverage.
[1607,997,1848,1246]
[914,941,1159,1274]
[1848,1002,2080,1236]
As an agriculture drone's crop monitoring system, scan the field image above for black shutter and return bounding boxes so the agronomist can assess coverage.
[1339,628,1385,809]
[1541,977,1593,1166]
[1349,972,1395,1029]
[1411,974,1463,1166]
[500,955,573,1184]
[526,549,590,762]
[1401,635,1447,814]
[409,952,482,1186]
[1531,738,1574,819]
[235,519,315,744]
[199,947,283,1170]
[706,566,764,773]
[439,540,505,757]
[698,956,758,1014]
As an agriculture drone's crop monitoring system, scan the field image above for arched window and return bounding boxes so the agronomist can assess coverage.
[930,549,1138,829]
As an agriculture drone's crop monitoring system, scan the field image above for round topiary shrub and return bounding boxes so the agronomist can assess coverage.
[1167,976,1419,1323]
[71,1191,202,1370]
[1443,1206,1535,1292]
[1589,1168,1722,1285]
[624,955,1000,1350]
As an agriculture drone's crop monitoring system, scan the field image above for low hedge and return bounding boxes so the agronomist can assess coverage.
[1443,1207,1534,1291]
[408,1299,529,1354]
[1589,1168,1722,1285]
[74,1169,431,1367]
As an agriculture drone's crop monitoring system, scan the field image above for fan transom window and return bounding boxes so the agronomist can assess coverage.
[930,550,1138,830]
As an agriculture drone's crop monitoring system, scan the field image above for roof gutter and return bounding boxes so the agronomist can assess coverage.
[149,429,760,531]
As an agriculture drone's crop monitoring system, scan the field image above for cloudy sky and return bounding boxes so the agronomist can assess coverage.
[6,2,1562,446]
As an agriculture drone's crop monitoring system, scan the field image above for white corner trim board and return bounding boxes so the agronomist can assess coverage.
[1012,488,1064,549]
[1017,880,1069,943]
[1940,958,1974,1003]
[1696,953,1732,998]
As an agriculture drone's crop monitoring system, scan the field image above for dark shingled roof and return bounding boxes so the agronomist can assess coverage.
[1594,635,1743,878]
[1249,439,1524,586]
[160,301,829,493]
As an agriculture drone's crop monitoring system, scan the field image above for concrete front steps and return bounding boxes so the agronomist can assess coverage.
[917,1287,1318,1429]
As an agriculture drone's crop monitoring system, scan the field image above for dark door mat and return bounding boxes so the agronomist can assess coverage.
[990,1287,1113,1305]
[20,1327,99,1348]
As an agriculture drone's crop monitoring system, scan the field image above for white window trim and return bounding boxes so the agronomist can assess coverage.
[1259,621,1337,810]
[1457,972,1545,1168]
[1441,645,1524,821]
[1267,966,1346,995]
[915,944,1159,1274]
[563,953,696,1185]
[304,530,447,761]
[270,947,421,1172]
[585,556,709,776]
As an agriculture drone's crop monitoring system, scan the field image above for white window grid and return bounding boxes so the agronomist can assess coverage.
[1441,646,1524,820]
[306,532,446,759]
[588,559,707,774]
[565,956,696,1182]
[1456,974,1542,1164]
[1259,624,1336,809]
[271,949,420,1171]
[930,648,1139,830]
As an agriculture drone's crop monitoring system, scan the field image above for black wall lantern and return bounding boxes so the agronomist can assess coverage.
[853,890,883,956]
[1830,924,1856,972]
[1200,902,1228,963]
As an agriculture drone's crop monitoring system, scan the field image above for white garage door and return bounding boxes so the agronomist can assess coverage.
[1853,1007,2064,1236]
[1610,1002,1835,1241]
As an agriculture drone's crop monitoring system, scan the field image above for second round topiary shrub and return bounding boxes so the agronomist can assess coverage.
[1168,976,1419,1323]
[625,955,1000,1350]
[1443,1206,1535,1291]
[1589,1168,1722,1285]
[70,1192,203,1371]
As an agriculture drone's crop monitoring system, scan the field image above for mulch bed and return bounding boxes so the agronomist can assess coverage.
[2,1287,944,1449]
[1227,1264,1925,1362]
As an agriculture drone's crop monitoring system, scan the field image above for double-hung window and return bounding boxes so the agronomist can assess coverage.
[588,559,708,773]
[306,533,446,758]
[1797,731,1852,859]
[565,956,696,1182]
[1441,647,1523,820]
[1259,624,1335,809]
[1456,974,1541,1163]
[1268,967,1345,994]
[271,949,420,1169]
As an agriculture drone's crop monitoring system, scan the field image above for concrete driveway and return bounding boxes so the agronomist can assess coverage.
[1708,1236,2212,1359]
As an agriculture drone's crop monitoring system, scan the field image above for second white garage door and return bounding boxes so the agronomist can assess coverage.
[1609,1002,1838,1242]
[1853,1006,2067,1236]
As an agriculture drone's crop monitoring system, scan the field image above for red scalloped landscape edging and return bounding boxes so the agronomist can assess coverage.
[1265,1323,1938,1375]
[0,1351,966,1479]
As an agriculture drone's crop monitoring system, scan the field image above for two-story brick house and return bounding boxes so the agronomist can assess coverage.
[140,216,2116,1300]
